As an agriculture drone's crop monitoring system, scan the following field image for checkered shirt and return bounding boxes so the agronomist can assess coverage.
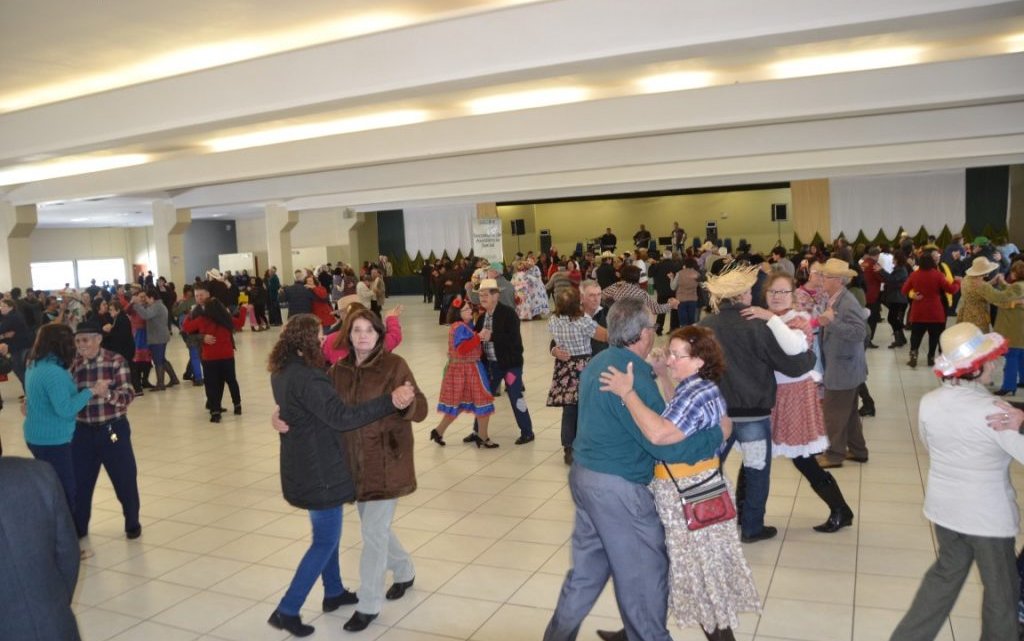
[72,348,135,424]
[548,315,598,356]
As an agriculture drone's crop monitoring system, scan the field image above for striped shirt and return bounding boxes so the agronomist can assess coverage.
[662,375,727,440]
[72,349,135,424]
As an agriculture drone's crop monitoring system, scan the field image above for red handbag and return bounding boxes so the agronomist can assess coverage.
[660,462,736,531]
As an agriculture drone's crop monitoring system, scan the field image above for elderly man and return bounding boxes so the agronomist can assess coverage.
[280,269,315,317]
[473,278,535,444]
[132,288,178,391]
[814,258,871,469]
[469,261,515,308]
[544,298,723,641]
[70,320,140,540]
[699,265,816,543]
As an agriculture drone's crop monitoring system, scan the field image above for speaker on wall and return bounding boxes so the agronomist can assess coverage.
[771,203,788,222]
[511,219,526,236]
[540,229,552,254]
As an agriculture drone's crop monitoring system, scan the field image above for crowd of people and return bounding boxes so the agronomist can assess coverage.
[5,227,1024,640]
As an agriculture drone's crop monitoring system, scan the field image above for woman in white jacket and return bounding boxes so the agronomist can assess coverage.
[890,322,1023,641]
[740,273,854,534]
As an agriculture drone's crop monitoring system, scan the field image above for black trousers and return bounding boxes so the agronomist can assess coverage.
[268,301,283,325]
[203,358,240,412]
[910,322,945,359]
[887,302,907,338]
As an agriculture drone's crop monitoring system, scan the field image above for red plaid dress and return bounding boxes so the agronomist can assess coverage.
[437,322,494,417]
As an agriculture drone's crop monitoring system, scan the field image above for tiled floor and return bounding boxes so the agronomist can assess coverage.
[3,296,1019,640]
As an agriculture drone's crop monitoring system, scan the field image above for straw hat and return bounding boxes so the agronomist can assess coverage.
[965,256,1000,277]
[477,278,499,291]
[206,268,223,281]
[338,294,361,311]
[819,258,856,279]
[932,322,1008,378]
[599,250,615,259]
[701,241,716,252]
[704,264,760,299]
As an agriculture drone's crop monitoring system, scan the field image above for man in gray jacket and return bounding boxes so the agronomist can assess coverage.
[133,288,179,391]
[0,457,82,641]
[814,258,870,468]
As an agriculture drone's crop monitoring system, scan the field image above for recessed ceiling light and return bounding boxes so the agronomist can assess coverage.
[204,109,430,152]
[0,153,151,187]
[1006,33,1024,53]
[465,87,591,115]
[635,71,716,94]
[69,217,89,222]
[769,47,924,79]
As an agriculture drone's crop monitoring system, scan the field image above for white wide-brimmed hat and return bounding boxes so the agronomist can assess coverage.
[819,258,857,279]
[965,256,1000,277]
[599,251,615,259]
[932,322,1008,378]
[477,278,499,291]
[701,241,716,252]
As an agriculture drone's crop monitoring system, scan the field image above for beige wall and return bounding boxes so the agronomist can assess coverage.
[31,227,134,264]
[498,189,792,258]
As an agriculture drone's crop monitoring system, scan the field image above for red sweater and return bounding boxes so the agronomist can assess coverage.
[182,310,245,361]
[903,268,959,323]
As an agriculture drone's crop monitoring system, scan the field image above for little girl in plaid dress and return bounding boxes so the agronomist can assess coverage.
[430,298,498,448]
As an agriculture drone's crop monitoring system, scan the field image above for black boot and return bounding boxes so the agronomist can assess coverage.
[703,627,737,641]
[163,361,180,387]
[733,466,747,524]
[140,363,154,388]
[596,630,627,641]
[857,382,875,417]
[810,472,854,533]
[130,362,144,393]
[154,362,166,391]
[907,350,918,368]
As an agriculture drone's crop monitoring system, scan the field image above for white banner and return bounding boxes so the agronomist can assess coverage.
[830,170,966,239]
[472,218,503,264]
[403,204,475,258]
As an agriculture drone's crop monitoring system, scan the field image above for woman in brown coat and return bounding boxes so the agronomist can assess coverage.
[330,308,427,631]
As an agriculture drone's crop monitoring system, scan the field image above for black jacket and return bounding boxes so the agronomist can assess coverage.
[281,282,315,315]
[596,262,617,289]
[102,313,136,361]
[699,301,816,417]
[271,355,396,510]
[0,457,81,641]
[474,302,524,369]
[881,266,909,305]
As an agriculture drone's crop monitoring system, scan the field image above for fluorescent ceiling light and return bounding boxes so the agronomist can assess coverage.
[0,154,150,187]
[466,87,591,115]
[635,71,715,94]
[1007,33,1024,53]
[204,109,430,152]
[769,47,924,79]
[0,12,414,113]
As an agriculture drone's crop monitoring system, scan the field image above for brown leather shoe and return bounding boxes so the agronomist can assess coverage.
[844,453,868,463]
[816,454,843,469]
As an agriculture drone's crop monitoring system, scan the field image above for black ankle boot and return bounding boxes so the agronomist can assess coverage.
[811,472,854,533]
[267,610,314,637]
[907,350,918,368]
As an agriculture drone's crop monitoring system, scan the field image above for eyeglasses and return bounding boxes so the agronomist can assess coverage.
[767,289,793,296]
[666,352,697,360]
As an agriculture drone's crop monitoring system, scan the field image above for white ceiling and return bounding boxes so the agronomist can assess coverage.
[1,0,1022,228]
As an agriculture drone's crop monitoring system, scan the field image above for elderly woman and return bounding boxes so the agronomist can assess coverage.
[322,301,402,366]
[511,258,549,320]
[599,325,758,641]
[902,253,961,368]
[889,323,1024,641]
[742,272,854,533]
[958,256,1021,334]
[329,308,427,631]
[267,314,415,638]
[547,288,607,464]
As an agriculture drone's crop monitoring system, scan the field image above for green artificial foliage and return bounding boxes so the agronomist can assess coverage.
[792,233,804,251]
[913,226,929,247]
[853,230,870,247]
[936,225,953,249]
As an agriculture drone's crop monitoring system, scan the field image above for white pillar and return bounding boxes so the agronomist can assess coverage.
[0,202,37,292]
[265,202,298,278]
[152,200,191,286]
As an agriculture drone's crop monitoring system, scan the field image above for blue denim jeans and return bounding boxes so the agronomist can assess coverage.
[722,417,773,537]
[1001,347,1024,393]
[278,507,345,616]
[475,363,533,438]
[677,301,699,327]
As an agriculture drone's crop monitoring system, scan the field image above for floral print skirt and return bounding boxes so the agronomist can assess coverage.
[546,355,589,406]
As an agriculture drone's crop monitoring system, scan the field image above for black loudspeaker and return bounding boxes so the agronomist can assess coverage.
[771,204,788,222]
[540,229,552,254]
[705,222,718,243]
[511,219,526,236]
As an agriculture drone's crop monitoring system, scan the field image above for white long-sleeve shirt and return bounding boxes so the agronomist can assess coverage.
[919,381,1024,538]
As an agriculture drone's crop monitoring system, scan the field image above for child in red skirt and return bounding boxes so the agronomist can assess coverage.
[430,297,499,448]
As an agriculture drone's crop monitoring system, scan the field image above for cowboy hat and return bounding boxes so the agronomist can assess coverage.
[477,278,499,291]
[819,258,856,279]
[700,241,716,252]
[599,251,615,259]
[704,264,760,300]
[932,322,1008,378]
[965,256,1000,277]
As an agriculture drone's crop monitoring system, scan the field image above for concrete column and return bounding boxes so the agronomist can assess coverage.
[0,202,37,292]
[152,201,191,286]
[265,202,298,278]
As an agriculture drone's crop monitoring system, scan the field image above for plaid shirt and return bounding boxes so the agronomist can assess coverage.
[662,375,727,440]
[72,348,135,424]
[601,281,672,315]
[548,314,598,356]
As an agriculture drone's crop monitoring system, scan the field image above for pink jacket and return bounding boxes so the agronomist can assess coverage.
[322,315,402,364]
